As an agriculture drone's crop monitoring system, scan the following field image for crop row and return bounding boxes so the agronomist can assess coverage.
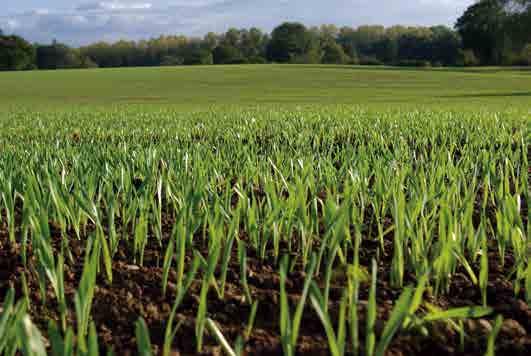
[0,108,528,355]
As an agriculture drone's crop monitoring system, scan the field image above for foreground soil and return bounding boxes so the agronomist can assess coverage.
[0,213,529,356]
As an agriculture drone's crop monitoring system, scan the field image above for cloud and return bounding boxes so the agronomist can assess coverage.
[5,19,21,30]
[76,2,153,12]
[1,0,474,45]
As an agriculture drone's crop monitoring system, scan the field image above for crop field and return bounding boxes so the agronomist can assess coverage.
[0,65,531,110]
[0,66,529,356]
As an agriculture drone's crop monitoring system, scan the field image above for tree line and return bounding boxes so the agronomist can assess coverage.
[1,0,529,71]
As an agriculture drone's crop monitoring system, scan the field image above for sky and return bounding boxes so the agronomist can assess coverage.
[1,0,475,45]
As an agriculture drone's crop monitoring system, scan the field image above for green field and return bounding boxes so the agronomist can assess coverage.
[0,65,529,356]
[1,65,531,110]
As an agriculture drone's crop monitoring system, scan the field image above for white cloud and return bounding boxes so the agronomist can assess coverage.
[6,19,21,30]
[1,0,474,45]
[76,2,153,11]
[29,9,51,16]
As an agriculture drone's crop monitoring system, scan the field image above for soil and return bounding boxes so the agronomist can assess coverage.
[0,207,529,356]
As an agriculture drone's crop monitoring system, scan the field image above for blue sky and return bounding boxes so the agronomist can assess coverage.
[1,1,474,45]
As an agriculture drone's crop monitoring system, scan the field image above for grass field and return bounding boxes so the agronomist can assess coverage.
[1,65,531,110]
[0,65,529,356]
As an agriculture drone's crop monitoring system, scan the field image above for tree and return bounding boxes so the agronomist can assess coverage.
[203,32,219,51]
[337,27,358,59]
[319,24,339,40]
[267,22,319,63]
[240,27,267,60]
[502,0,531,47]
[321,40,348,64]
[352,25,386,59]
[36,42,83,69]
[395,28,434,63]
[182,42,213,65]
[456,0,508,64]
[0,34,35,70]
[522,43,531,64]
[213,45,245,64]
[80,56,99,68]
[458,49,480,66]
[374,37,399,63]
[430,26,462,65]
[81,42,123,67]
[225,28,242,47]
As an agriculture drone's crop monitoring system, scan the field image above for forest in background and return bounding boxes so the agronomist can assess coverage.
[1,0,530,70]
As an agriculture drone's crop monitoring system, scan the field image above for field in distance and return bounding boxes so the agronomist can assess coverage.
[1,64,531,110]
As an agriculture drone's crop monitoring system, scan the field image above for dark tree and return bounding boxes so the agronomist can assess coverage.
[0,34,35,71]
[522,44,531,64]
[213,45,245,64]
[81,42,124,67]
[456,0,508,64]
[267,22,318,63]
[430,26,462,65]
[203,32,219,52]
[182,43,213,65]
[372,37,399,64]
[36,42,83,69]
[337,27,359,60]
[240,28,268,61]
[321,40,348,64]
[223,28,242,48]
[502,0,531,47]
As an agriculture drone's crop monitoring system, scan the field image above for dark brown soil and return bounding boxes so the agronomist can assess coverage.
[0,210,529,356]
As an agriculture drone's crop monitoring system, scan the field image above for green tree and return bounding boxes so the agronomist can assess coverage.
[80,56,99,68]
[0,34,35,70]
[502,0,531,47]
[267,22,319,63]
[430,26,462,65]
[182,42,213,65]
[240,27,267,60]
[337,27,358,59]
[374,37,399,64]
[203,32,219,51]
[222,28,242,47]
[36,42,83,69]
[456,0,508,64]
[321,40,348,64]
[213,45,245,64]
[522,43,531,64]
[319,24,339,40]
[458,49,480,66]
[80,42,123,67]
